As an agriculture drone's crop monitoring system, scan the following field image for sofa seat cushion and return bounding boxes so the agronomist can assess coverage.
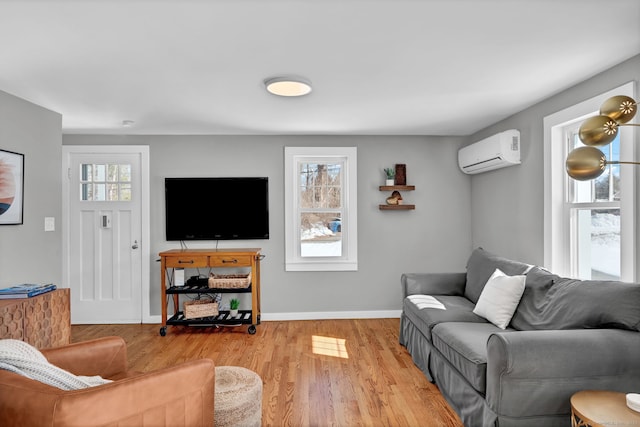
[403,295,487,340]
[432,322,513,393]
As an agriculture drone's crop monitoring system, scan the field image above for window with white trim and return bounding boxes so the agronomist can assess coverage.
[285,147,358,271]
[544,82,636,281]
[564,124,622,279]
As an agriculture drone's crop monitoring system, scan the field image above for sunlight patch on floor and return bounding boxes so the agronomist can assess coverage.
[312,335,349,359]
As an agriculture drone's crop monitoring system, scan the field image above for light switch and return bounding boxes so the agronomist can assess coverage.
[44,217,55,232]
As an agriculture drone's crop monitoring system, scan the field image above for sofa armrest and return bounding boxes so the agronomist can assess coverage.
[0,358,215,427]
[486,329,640,418]
[401,272,466,299]
[41,336,128,378]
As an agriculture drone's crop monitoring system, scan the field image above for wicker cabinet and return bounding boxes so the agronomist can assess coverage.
[0,288,71,348]
[159,248,262,336]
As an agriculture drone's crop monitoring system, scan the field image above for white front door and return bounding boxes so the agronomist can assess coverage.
[63,146,150,324]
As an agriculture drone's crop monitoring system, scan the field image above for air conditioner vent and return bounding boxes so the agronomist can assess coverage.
[458,129,521,174]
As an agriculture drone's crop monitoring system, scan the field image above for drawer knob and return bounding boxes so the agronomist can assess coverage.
[222,259,238,264]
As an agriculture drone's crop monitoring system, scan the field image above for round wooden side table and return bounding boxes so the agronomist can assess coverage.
[571,390,640,427]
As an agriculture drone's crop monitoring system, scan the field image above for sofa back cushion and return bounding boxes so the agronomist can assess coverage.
[511,267,640,331]
[472,268,526,329]
[464,248,532,304]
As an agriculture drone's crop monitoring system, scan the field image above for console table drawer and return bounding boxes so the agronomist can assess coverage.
[165,256,209,268]
[209,255,252,267]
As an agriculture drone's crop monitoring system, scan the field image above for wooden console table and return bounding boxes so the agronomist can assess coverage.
[0,288,71,348]
[159,248,262,335]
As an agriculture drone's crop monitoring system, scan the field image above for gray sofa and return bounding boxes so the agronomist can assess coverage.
[399,247,640,427]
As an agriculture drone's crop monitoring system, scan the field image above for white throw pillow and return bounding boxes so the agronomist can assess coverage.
[473,268,526,329]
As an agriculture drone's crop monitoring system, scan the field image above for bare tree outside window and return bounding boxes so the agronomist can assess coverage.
[299,162,342,257]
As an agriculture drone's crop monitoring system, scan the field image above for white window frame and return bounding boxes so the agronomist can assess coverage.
[544,82,636,281]
[284,146,358,271]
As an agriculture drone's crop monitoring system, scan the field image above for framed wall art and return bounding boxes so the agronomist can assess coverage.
[0,149,24,225]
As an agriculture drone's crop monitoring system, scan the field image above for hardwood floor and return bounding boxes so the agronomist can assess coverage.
[72,319,463,427]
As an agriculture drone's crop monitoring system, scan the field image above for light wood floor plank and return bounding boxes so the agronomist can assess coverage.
[72,319,462,427]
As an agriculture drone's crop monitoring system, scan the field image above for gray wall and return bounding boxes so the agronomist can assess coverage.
[63,134,473,316]
[0,90,62,288]
[5,53,638,318]
[467,54,640,270]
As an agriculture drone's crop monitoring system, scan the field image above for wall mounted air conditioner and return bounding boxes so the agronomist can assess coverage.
[458,129,521,174]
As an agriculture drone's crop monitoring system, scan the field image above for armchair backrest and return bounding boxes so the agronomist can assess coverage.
[0,336,215,427]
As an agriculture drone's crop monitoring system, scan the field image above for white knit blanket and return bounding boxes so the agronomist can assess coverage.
[0,339,112,390]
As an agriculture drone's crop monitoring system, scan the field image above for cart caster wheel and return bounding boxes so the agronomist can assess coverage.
[248,325,256,335]
[159,327,167,336]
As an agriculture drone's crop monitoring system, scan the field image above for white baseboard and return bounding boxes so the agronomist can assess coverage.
[145,314,161,324]
[260,310,402,321]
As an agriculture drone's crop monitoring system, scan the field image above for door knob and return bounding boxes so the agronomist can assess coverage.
[132,240,139,249]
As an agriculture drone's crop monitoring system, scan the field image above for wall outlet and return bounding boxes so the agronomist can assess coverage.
[44,217,55,232]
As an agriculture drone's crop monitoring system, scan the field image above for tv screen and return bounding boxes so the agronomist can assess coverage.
[165,177,269,240]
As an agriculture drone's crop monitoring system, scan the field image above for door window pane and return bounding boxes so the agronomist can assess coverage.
[119,164,131,182]
[93,164,106,181]
[80,163,132,201]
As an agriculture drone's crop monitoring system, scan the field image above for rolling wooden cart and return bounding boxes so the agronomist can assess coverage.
[159,248,262,335]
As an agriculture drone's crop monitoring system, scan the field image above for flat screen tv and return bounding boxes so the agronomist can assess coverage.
[165,177,269,240]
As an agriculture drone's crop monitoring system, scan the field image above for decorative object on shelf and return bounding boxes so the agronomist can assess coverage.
[386,190,403,205]
[229,298,240,318]
[383,167,395,186]
[566,95,639,180]
[394,164,406,185]
[183,298,219,319]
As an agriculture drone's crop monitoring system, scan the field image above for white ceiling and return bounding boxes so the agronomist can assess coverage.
[0,0,639,136]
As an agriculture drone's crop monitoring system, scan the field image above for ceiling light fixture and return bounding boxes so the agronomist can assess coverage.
[264,77,312,97]
[122,120,135,127]
[566,95,640,180]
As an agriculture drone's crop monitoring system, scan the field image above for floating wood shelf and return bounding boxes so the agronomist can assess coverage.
[379,204,416,210]
[378,185,415,191]
[379,184,416,210]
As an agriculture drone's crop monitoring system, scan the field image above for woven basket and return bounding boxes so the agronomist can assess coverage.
[183,299,219,319]
[208,273,251,289]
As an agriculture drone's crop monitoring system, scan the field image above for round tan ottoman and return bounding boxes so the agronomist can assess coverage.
[214,366,262,427]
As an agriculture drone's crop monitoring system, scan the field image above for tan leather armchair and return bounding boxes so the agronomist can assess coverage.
[0,336,215,427]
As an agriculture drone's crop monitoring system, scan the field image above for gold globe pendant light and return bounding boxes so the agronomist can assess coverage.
[565,146,640,181]
[600,95,637,124]
[565,95,639,181]
[566,146,606,180]
[578,115,619,147]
